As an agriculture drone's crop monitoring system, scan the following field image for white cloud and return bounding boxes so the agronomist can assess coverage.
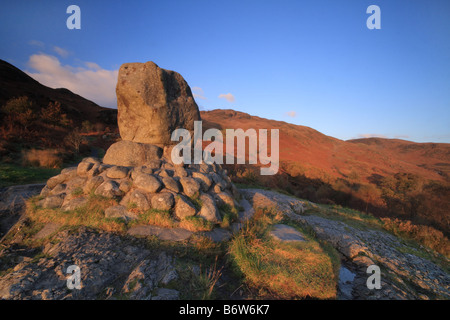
[26,54,118,108]
[192,86,207,100]
[218,93,235,103]
[53,46,70,58]
[285,111,296,118]
[356,133,388,139]
[394,135,410,139]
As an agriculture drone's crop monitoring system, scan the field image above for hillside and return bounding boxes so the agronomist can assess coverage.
[201,109,450,234]
[0,59,116,126]
[202,109,450,183]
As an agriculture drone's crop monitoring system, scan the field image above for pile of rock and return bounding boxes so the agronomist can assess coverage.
[37,61,240,228]
[39,152,239,225]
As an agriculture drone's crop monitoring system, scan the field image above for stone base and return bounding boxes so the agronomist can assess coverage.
[38,145,240,228]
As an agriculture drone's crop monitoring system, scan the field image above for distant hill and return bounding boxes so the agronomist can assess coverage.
[0,59,117,126]
[201,109,450,183]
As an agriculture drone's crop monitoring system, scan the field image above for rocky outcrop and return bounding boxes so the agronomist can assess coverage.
[0,228,179,300]
[240,189,450,300]
[116,61,200,146]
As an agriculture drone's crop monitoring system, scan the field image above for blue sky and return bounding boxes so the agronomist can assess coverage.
[1,0,449,143]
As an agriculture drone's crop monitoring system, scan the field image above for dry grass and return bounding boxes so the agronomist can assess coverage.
[22,148,62,168]
[179,216,214,232]
[129,209,176,228]
[27,194,126,233]
[229,208,338,299]
[381,218,450,258]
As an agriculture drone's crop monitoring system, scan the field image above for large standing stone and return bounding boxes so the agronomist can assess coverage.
[116,61,201,146]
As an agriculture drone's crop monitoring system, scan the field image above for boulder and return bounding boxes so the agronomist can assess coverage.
[198,193,222,224]
[174,195,197,220]
[120,189,150,211]
[151,193,174,211]
[133,173,162,193]
[94,180,123,199]
[61,197,88,211]
[106,166,130,179]
[161,176,180,193]
[179,177,200,197]
[77,161,94,177]
[116,61,200,145]
[83,176,104,194]
[103,140,163,167]
[40,194,65,209]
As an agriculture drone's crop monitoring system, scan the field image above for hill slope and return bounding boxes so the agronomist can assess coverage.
[201,109,450,183]
[0,59,116,126]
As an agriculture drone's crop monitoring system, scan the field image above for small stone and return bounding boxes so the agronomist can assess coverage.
[120,189,150,211]
[161,176,180,193]
[95,180,123,198]
[151,193,174,211]
[214,192,237,209]
[147,160,162,170]
[40,185,51,197]
[46,174,67,189]
[61,197,88,211]
[119,180,132,193]
[82,157,101,164]
[77,161,94,177]
[179,177,200,197]
[174,195,197,219]
[269,224,306,242]
[198,193,222,223]
[174,166,188,178]
[133,173,162,193]
[131,166,153,180]
[106,166,130,179]
[192,172,212,192]
[50,183,66,195]
[42,194,65,209]
[65,176,87,192]
[83,176,104,194]
[156,169,171,178]
[60,167,78,180]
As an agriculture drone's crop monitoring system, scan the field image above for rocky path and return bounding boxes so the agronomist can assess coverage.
[240,189,450,300]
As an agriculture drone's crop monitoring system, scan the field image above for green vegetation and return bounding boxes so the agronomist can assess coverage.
[0,163,60,187]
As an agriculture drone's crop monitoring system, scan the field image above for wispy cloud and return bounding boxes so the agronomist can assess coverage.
[192,87,207,100]
[218,93,235,103]
[28,40,44,48]
[285,111,296,118]
[26,53,118,107]
[356,133,388,139]
[53,46,70,58]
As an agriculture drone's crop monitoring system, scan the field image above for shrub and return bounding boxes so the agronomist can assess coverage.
[22,149,62,168]
[381,218,450,257]
[64,128,84,154]
[1,96,35,130]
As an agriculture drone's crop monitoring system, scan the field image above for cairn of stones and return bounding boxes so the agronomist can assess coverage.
[38,61,240,225]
